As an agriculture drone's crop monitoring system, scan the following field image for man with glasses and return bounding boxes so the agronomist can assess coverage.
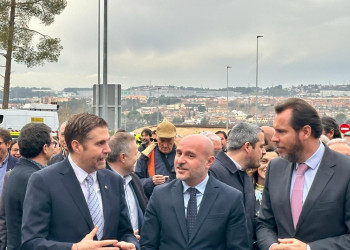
[0,129,18,196]
[3,123,55,250]
[136,121,177,198]
[49,122,68,165]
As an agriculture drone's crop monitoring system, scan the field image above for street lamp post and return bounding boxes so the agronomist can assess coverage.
[157,87,160,125]
[102,0,108,120]
[255,35,263,124]
[95,0,100,116]
[226,66,231,133]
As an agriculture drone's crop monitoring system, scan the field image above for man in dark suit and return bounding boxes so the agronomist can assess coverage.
[0,129,18,249]
[106,132,148,239]
[0,129,18,195]
[257,98,350,250]
[3,123,55,250]
[48,121,68,165]
[210,122,266,249]
[140,134,249,250]
[21,113,138,250]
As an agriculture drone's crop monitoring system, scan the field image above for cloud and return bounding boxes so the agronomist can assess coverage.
[5,0,350,90]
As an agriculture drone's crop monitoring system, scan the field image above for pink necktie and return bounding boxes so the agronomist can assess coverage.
[291,163,309,228]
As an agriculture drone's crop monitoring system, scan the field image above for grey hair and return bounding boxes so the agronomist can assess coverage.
[227,122,263,151]
[107,132,135,163]
[327,138,350,147]
[200,131,221,143]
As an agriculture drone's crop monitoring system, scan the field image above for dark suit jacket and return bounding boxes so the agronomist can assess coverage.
[4,157,41,250]
[21,158,139,250]
[5,155,17,172]
[209,151,256,249]
[48,151,65,165]
[140,176,250,250]
[256,146,350,250]
[105,164,148,214]
[0,171,11,250]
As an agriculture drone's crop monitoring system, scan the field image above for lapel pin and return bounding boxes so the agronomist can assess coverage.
[105,185,108,189]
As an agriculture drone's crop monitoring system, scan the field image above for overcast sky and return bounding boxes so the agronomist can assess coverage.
[7,0,350,90]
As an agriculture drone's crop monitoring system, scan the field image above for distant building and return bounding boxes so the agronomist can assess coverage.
[63,88,93,98]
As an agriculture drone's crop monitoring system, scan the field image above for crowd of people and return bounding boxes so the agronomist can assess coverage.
[0,97,348,249]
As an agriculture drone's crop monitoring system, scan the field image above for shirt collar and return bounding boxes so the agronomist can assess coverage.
[300,140,325,170]
[25,157,46,169]
[68,154,97,184]
[110,167,132,185]
[182,174,209,195]
[0,154,9,167]
[227,154,243,170]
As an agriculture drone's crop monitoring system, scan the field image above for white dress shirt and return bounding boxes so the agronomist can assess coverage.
[113,169,139,231]
[182,174,209,217]
[68,155,103,212]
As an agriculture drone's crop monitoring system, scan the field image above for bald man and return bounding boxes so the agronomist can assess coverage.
[260,126,275,146]
[140,135,249,250]
[327,139,350,156]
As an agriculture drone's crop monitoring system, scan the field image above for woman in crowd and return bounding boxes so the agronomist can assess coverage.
[9,139,21,159]
[252,146,279,216]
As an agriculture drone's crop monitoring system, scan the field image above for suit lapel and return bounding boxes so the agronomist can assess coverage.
[296,148,334,231]
[60,159,94,230]
[97,170,111,238]
[172,180,188,241]
[281,160,295,234]
[189,176,219,244]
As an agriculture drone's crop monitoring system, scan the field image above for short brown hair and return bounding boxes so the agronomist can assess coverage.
[275,98,322,139]
[0,128,12,144]
[64,113,108,152]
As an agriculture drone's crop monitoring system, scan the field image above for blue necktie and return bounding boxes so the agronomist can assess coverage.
[86,174,104,240]
[186,187,197,239]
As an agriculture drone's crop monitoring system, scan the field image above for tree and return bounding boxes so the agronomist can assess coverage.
[200,117,209,125]
[58,98,91,123]
[197,105,206,112]
[143,112,163,126]
[172,116,184,125]
[0,0,67,109]
[335,113,347,125]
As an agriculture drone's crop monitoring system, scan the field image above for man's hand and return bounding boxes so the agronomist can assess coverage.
[72,226,119,250]
[270,238,307,250]
[152,175,168,185]
[133,229,140,240]
[114,241,136,250]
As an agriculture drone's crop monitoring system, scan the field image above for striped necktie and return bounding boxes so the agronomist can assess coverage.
[86,174,104,239]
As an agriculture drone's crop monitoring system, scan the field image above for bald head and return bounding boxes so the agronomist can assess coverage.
[327,139,350,156]
[181,134,214,157]
[261,126,275,146]
[175,134,215,186]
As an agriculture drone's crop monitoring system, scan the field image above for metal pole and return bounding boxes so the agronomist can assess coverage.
[226,66,231,133]
[95,0,100,116]
[157,87,160,125]
[255,36,263,124]
[102,0,108,120]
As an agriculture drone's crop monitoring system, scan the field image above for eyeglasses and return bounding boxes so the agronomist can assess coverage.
[50,141,59,148]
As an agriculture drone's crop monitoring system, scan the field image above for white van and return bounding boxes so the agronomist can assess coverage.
[0,109,59,138]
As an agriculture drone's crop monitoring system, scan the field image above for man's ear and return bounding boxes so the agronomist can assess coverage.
[206,155,215,169]
[120,153,126,163]
[42,143,49,155]
[6,140,12,149]
[71,140,81,154]
[300,125,312,140]
[243,142,251,154]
